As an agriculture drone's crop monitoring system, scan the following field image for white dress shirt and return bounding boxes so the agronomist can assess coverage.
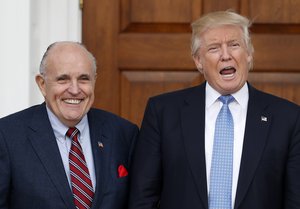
[46,107,96,190]
[205,83,248,208]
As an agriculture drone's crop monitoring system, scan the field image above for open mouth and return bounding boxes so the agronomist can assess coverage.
[220,66,236,78]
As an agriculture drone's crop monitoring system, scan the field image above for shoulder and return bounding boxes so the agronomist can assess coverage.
[87,109,139,146]
[0,104,44,126]
[88,108,138,129]
[249,85,300,122]
[148,84,204,106]
[250,85,299,110]
[0,104,47,142]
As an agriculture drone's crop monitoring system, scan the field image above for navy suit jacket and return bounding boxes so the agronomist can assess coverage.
[129,82,300,209]
[0,103,138,209]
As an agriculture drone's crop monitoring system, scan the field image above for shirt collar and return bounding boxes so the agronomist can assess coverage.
[205,82,249,108]
[46,106,89,141]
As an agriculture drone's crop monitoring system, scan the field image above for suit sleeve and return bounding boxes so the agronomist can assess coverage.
[127,123,140,169]
[129,99,162,209]
[285,109,300,208]
[0,128,10,209]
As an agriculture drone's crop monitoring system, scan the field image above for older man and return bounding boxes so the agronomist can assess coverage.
[129,11,300,209]
[0,41,138,209]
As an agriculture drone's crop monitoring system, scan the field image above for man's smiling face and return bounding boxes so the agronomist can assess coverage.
[36,42,96,127]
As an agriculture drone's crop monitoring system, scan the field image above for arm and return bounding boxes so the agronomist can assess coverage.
[126,123,139,170]
[129,99,162,209]
[285,109,300,208]
[0,129,10,209]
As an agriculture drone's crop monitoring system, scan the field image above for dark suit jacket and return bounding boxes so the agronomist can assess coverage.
[129,82,300,209]
[0,103,139,209]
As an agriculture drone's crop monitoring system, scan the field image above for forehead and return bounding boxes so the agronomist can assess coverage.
[46,44,94,75]
[201,25,244,44]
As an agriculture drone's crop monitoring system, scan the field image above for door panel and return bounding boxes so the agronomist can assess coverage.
[83,0,300,126]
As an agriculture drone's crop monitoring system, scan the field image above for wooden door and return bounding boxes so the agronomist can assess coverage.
[82,0,300,126]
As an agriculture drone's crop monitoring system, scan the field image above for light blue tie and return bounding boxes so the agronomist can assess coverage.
[209,95,234,209]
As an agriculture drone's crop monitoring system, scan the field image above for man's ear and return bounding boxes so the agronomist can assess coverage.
[247,54,252,63]
[193,55,203,73]
[35,74,46,97]
[247,54,253,70]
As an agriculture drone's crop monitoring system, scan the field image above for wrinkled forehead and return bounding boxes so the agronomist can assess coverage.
[201,24,243,37]
[200,25,245,44]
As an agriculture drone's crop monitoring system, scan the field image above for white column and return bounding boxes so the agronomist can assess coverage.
[0,0,82,117]
[0,0,31,117]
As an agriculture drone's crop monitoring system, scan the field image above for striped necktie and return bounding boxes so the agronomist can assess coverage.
[209,95,234,209]
[67,127,94,209]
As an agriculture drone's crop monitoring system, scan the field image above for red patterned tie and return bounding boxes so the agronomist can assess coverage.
[67,127,94,209]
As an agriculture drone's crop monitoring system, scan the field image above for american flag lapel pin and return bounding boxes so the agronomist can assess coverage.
[98,141,104,148]
[261,116,267,122]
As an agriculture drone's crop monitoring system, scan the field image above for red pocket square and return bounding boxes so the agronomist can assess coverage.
[118,165,128,178]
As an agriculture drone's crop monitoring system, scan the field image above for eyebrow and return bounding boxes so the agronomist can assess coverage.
[56,74,70,80]
[205,38,241,46]
[55,74,93,80]
[227,39,240,43]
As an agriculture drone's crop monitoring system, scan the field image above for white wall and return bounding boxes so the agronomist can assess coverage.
[0,0,31,117]
[0,0,82,117]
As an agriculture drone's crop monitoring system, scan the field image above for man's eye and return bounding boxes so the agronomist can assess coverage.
[56,75,69,82]
[208,47,218,52]
[56,77,69,84]
[79,76,91,81]
[81,77,90,80]
[230,43,240,47]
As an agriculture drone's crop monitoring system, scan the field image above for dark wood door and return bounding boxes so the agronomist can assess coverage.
[83,0,300,126]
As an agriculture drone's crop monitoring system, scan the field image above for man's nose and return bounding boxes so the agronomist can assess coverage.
[68,81,80,94]
[220,46,232,61]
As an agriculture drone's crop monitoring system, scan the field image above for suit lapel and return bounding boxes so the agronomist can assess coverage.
[234,85,272,208]
[88,110,110,209]
[27,104,75,209]
[181,83,208,209]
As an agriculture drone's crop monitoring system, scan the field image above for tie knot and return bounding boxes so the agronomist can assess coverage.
[219,95,234,105]
[66,127,79,139]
